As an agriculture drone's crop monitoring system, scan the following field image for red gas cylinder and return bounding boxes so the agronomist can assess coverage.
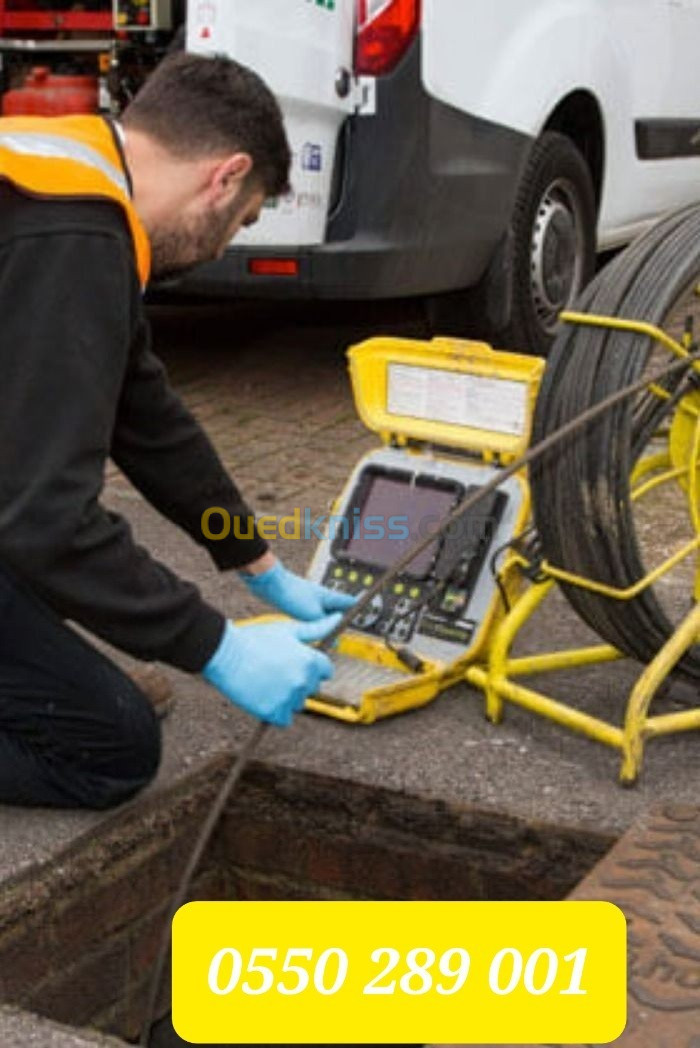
[2,67,98,116]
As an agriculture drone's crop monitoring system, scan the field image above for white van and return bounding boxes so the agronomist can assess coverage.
[184,0,700,354]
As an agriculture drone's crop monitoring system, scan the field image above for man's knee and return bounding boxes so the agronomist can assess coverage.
[0,704,161,810]
[127,697,162,780]
[84,696,162,810]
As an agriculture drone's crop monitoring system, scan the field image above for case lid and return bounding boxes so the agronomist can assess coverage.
[348,336,545,462]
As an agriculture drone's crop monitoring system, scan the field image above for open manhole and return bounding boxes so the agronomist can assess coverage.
[0,763,613,1047]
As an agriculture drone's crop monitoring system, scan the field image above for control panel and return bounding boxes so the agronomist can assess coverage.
[319,467,508,653]
[113,0,172,30]
[298,335,541,722]
[324,564,438,645]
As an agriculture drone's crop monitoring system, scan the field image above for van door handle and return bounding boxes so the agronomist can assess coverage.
[335,67,352,98]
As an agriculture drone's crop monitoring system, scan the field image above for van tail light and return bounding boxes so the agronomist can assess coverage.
[248,258,299,277]
[356,0,421,76]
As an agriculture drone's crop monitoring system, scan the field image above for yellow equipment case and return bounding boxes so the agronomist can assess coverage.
[301,335,544,723]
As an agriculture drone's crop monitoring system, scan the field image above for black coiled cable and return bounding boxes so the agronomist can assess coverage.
[531,204,700,681]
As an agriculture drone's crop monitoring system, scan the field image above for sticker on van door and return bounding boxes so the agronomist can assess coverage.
[195,1,217,40]
[301,143,323,172]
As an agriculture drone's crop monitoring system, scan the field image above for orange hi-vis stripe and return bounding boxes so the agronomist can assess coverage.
[0,115,151,288]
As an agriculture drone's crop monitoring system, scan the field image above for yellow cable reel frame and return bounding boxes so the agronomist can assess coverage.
[466,311,700,785]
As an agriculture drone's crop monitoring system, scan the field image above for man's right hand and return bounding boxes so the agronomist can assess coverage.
[201,616,340,726]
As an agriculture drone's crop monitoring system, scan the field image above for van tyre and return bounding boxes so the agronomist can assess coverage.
[506,131,597,353]
[427,131,597,356]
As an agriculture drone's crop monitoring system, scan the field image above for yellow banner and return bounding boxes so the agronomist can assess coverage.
[172,900,626,1044]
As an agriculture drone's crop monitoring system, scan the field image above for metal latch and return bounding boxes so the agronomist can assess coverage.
[353,75,376,115]
[335,67,376,116]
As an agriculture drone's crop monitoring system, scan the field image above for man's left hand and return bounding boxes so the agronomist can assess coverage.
[241,560,357,620]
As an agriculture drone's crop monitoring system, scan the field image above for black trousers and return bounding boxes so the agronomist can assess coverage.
[0,563,161,810]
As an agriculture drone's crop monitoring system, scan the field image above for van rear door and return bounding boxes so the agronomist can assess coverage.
[187,0,357,246]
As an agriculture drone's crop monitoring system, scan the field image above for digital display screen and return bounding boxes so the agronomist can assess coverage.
[339,473,458,578]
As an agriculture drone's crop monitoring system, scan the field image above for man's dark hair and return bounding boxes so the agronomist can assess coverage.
[122,52,291,198]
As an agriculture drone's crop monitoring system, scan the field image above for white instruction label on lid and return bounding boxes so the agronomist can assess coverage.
[387,364,528,437]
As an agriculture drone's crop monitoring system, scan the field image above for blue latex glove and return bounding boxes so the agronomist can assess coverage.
[241,561,357,620]
[202,615,340,727]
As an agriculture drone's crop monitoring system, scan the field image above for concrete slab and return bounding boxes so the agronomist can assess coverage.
[0,1006,126,1047]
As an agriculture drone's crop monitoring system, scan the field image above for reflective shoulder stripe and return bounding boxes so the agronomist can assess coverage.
[0,131,129,197]
[0,119,151,289]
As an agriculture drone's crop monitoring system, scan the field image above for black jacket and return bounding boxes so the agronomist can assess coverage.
[0,180,268,672]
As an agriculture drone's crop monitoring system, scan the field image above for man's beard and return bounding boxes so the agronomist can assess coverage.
[149,199,242,282]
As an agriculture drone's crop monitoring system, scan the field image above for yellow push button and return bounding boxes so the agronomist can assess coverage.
[348,571,359,583]
[333,567,344,579]
[394,583,405,595]
[363,574,374,586]
[409,587,421,599]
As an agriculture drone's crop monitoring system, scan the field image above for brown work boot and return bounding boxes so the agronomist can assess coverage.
[127,665,175,720]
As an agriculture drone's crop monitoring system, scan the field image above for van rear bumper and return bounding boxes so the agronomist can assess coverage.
[178,233,508,301]
[176,39,531,301]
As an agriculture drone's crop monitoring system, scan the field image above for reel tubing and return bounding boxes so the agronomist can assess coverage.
[530,204,700,682]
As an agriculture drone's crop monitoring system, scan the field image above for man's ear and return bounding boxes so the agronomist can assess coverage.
[211,153,254,202]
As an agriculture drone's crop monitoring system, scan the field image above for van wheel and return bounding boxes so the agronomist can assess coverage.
[427,131,597,356]
[509,131,597,353]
